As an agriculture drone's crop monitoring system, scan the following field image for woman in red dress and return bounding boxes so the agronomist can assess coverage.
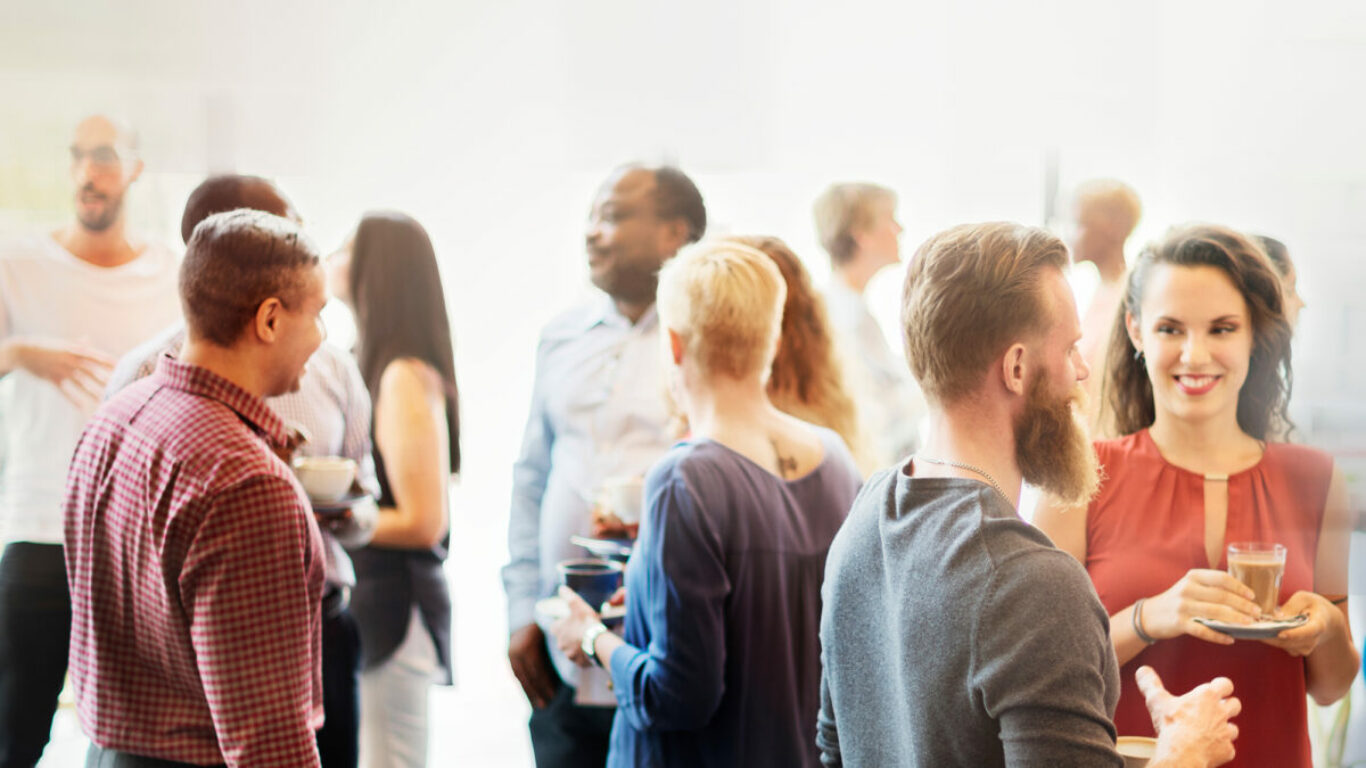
[1036,224,1357,767]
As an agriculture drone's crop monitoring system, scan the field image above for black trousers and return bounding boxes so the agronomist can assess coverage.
[317,604,362,768]
[85,744,223,768]
[527,674,616,768]
[0,543,70,768]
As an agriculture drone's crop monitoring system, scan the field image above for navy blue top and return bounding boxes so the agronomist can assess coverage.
[606,427,861,768]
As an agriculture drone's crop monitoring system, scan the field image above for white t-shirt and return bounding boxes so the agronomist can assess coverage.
[825,278,927,473]
[0,234,181,544]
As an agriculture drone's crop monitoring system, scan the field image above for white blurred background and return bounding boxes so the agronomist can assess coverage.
[3,1,1364,765]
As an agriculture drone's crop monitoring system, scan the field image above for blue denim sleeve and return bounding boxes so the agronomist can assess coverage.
[609,473,729,732]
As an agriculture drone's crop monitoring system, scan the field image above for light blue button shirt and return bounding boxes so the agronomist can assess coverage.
[503,296,675,691]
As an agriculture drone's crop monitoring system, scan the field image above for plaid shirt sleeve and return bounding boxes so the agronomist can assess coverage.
[179,474,323,768]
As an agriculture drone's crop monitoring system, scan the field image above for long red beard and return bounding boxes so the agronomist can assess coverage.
[1014,372,1101,507]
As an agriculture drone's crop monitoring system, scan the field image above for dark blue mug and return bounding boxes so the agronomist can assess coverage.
[557,558,624,612]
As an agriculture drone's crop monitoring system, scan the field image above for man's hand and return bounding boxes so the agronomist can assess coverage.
[508,623,557,709]
[3,338,114,409]
[1139,665,1239,767]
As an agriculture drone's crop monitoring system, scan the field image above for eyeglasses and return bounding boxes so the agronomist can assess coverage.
[69,145,126,169]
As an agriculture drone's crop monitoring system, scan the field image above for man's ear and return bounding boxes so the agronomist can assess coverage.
[125,156,144,186]
[254,298,285,343]
[667,327,686,365]
[1001,342,1028,396]
[660,218,691,255]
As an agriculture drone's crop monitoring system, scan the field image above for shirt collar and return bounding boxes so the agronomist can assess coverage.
[152,356,291,450]
[586,294,659,332]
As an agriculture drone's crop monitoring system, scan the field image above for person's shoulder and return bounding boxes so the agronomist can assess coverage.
[1264,440,1333,469]
[981,517,1098,603]
[0,233,63,266]
[832,465,899,538]
[379,357,440,398]
[1093,430,1145,462]
[813,424,860,471]
[647,438,722,483]
[308,340,364,382]
[134,238,178,264]
[127,383,294,492]
[539,302,604,341]
[1262,440,1335,488]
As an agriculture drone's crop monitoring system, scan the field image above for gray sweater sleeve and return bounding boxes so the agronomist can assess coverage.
[971,548,1124,767]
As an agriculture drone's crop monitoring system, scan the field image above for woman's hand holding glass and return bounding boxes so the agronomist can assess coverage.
[1143,569,1262,645]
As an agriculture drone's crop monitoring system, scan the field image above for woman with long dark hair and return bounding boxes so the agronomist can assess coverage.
[328,211,460,768]
[1036,224,1356,767]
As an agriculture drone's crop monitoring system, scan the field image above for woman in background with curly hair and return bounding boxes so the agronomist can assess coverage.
[727,235,866,470]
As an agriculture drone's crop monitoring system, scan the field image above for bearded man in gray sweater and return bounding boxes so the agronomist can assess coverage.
[817,222,1240,767]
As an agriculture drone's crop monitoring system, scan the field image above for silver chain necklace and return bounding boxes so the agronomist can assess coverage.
[914,455,1009,502]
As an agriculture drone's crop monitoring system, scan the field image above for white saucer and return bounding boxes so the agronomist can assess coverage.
[1194,614,1307,639]
[536,595,626,623]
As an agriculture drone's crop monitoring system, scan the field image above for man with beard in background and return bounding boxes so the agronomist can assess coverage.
[816,222,1241,767]
[0,114,181,766]
[503,164,705,767]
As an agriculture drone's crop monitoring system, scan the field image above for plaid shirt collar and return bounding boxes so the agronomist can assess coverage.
[152,355,290,451]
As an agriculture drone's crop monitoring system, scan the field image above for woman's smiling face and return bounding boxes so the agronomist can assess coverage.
[1127,264,1254,427]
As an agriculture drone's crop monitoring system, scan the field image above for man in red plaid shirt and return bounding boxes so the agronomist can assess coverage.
[63,209,329,767]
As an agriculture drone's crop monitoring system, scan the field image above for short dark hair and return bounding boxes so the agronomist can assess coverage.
[179,209,319,347]
[650,166,707,244]
[181,174,295,244]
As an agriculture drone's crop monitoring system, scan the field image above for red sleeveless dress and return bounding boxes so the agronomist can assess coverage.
[1086,429,1334,768]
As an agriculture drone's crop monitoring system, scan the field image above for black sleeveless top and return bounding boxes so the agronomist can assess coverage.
[347,443,453,684]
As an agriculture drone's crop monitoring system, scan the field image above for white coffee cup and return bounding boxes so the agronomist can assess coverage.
[601,476,645,526]
[1116,736,1156,768]
[293,456,357,503]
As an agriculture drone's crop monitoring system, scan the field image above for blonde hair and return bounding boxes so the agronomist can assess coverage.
[656,240,786,380]
[813,182,897,266]
[1073,178,1142,237]
[901,222,1069,404]
[726,235,861,453]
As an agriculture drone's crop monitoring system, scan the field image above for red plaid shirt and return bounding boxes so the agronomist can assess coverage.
[64,357,325,767]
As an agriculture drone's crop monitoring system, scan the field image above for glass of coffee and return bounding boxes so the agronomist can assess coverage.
[1226,542,1286,619]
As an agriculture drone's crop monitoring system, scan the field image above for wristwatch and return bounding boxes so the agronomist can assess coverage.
[581,622,610,667]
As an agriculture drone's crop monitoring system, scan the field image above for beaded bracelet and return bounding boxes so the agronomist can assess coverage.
[1132,598,1157,645]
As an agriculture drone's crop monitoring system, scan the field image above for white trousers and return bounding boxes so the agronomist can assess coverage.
[360,607,439,768]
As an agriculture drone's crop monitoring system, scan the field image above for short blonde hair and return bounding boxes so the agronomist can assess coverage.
[813,182,897,265]
[1073,178,1142,237]
[902,222,1069,404]
[657,240,787,380]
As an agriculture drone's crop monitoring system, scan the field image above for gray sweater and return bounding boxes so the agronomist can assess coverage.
[817,467,1123,767]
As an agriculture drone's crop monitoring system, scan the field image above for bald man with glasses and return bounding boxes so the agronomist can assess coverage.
[0,114,181,766]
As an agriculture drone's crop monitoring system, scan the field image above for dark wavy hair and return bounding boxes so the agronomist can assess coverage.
[1104,224,1292,440]
[349,211,461,473]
